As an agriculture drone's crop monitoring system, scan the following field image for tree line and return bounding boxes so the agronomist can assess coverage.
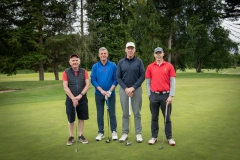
[0,0,239,80]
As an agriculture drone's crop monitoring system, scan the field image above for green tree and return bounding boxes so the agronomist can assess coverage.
[208,27,238,71]
[184,16,213,72]
[131,0,183,68]
[237,54,240,66]
[0,0,25,75]
[175,0,238,72]
[0,0,77,80]
[130,0,162,67]
[85,0,134,64]
[44,34,78,80]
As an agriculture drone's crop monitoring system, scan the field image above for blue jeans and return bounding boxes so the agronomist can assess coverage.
[95,94,117,134]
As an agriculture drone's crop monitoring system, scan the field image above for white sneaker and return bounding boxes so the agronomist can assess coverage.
[112,131,118,140]
[168,138,176,146]
[136,134,143,143]
[148,138,157,145]
[95,133,104,141]
[119,134,128,142]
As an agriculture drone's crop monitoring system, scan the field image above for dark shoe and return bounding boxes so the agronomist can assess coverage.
[79,135,88,144]
[66,136,74,146]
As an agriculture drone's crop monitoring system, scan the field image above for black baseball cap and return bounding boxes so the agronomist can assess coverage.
[70,54,79,58]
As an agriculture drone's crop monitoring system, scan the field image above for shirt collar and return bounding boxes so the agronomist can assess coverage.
[124,56,135,61]
[99,59,109,66]
[153,60,165,66]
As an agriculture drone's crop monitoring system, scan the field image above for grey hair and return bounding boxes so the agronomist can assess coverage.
[98,47,108,53]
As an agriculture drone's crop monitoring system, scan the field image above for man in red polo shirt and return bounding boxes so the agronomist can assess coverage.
[145,47,176,146]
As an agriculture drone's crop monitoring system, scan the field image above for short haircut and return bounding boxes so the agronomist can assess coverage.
[98,47,108,53]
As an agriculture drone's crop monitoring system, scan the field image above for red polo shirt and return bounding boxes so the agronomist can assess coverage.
[145,60,176,92]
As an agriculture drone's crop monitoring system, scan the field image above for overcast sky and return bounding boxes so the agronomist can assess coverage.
[222,20,240,42]
[221,19,240,53]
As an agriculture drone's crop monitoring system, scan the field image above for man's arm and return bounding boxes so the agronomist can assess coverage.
[132,59,145,90]
[112,63,118,89]
[63,80,78,107]
[79,70,90,96]
[169,77,176,97]
[146,78,151,97]
[81,79,90,95]
[90,64,99,88]
[116,60,127,89]
[63,81,75,100]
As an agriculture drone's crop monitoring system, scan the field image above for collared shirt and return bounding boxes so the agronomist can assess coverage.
[117,56,145,89]
[145,60,176,92]
[91,60,118,95]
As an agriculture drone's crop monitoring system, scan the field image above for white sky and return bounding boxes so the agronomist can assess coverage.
[221,19,240,53]
[222,20,240,43]
[72,0,88,35]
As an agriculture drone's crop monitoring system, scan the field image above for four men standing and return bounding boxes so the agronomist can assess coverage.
[63,43,176,146]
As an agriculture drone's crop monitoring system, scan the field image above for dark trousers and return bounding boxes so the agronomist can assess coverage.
[149,92,172,139]
[95,94,117,134]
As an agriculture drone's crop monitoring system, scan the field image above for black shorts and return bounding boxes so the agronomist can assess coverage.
[66,96,89,123]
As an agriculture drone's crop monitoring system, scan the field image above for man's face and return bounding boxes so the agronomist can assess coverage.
[125,46,135,59]
[69,56,80,68]
[154,51,164,60]
[98,50,108,61]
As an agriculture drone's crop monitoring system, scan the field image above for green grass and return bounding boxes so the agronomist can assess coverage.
[177,67,240,75]
[0,70,240,160]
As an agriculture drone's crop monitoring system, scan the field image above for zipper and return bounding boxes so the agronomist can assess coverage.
[76,71,79,95]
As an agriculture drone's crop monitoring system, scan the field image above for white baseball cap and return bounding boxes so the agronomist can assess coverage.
[126,42,135,48]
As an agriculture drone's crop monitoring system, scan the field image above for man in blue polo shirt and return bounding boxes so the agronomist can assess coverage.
[117,42,145,143]
[91,47,118,141]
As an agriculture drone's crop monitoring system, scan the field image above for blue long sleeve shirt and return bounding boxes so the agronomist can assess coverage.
[91,60,118,95]
[117,56,145,90]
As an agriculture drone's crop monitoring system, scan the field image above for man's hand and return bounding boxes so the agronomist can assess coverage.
[166,96,173,104]
[72,99,78,107]
[107,90,112,97]
[125,87,134,97]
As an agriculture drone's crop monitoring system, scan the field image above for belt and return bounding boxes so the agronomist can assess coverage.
[151,91,169,94]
